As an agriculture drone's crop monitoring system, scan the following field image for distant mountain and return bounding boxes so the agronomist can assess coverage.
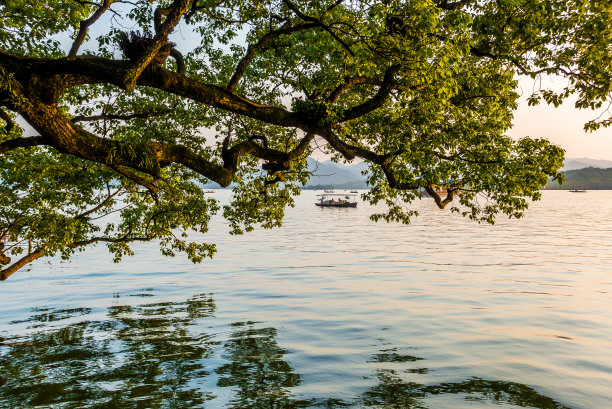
[562,157,612,171]
[305,158,368,188]
[547,167,612,190]
[201,156,612,190]
[562,160,594,171]
[199,158,369,189]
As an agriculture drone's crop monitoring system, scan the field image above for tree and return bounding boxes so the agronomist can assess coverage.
[1,0,611,280]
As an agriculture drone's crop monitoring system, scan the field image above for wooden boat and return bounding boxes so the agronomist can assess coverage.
[316,193,357,208]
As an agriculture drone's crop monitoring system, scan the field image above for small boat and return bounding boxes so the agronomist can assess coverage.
[315,193,358,208]
[205,190,216,193]
[324,189,335,193]
[569,189,586,192]
[350,190,358,193]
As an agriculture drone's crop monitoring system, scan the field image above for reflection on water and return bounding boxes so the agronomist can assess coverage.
[361,370,570,409]
[0,294,217,408]
[216,322,309,408]
[3,191,612,408]
[1,294,570,409]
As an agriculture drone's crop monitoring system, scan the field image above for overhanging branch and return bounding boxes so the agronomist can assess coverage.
[339,65,400,121]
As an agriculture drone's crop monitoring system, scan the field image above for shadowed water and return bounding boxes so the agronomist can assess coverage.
[1,190,611,408]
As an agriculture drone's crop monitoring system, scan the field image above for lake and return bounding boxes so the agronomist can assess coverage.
[1,190,611,408]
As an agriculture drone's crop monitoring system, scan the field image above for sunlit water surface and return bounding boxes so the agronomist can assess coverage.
[1,190,611,408]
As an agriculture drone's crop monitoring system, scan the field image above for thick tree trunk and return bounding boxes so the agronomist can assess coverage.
[0,249,44,281]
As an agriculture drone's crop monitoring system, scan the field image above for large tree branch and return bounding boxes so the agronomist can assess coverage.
[68,0,114,59]
[320,128,455,208]
[325,75,421,104]
[138,67,311,130]
[0,136,48,154]
[0,50,312,130]
[107,165,160,199]
[3,70,317,189]
[220,132,315,176]
[423,185,455,208]
[338,65,400,122]
[320,127,384,163]
[0,248,44,281]
[184,0,200,22]
[326,77,377,103]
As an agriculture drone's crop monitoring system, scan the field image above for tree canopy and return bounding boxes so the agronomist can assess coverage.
[1,0,611,280]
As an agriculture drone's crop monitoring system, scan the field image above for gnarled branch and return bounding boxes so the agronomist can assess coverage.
[339,65,400,122]
[326,77,377,103]
[423,185,455,208]
[122,0,190,91]
[0,136,48,154]
[108,165,160,200]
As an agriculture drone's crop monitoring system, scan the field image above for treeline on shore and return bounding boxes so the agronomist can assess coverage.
[302,181,368,190]
[305,167,612,191]
[547,167,612,190]
[203,167,612,191]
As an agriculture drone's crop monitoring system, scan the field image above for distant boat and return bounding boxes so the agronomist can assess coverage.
[350,190,358,193]
[569,189,587,192]
[205,190,216,193]
[316,193,357,208]
[324,189,335,193]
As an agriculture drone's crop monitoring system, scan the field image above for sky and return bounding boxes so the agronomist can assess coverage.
[509,79,612,160]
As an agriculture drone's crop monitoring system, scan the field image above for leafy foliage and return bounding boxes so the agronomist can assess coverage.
[1,0,611,278]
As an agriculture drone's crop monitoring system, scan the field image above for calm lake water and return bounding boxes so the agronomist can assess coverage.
[1,190,611,408]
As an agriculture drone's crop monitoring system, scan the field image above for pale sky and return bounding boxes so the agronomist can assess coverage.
[509,78,612,160]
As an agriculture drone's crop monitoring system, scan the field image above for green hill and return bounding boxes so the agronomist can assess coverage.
[547,167,612,190]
